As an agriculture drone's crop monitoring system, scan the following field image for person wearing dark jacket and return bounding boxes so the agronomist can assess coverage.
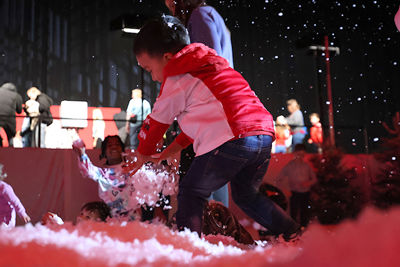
[0,82,23,147]
[22,87,53,147]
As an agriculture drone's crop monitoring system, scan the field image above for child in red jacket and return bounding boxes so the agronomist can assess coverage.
[128,15,299,240]
[308,113,323,153]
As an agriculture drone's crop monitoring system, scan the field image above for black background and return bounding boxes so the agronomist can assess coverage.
[0,0,399,153]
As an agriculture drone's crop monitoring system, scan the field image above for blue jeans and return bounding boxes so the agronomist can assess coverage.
[274,144,287,154]
[177,135,298,235]
[129,123,141,149]
[291,132,306,152]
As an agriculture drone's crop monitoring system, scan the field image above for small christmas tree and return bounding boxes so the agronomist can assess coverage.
[309,148,365,224]
[371,112,400,209]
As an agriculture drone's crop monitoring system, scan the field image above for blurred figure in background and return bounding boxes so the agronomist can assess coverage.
[285,99,306,152]
[274,116,291,154]
[125,89,151,150]
[307,113,323,154]
[0,163,31,228]
[0,82,23,147]
[22,87,53,148]
[275,144,317,227]
[92,108,105,149]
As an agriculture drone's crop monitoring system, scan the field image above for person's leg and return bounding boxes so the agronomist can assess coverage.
[208,184,229,207]
[290,191,300,224]
[291,132,306,151]
[32,124,38,147]
[180,144,229,207]
[40,123,46,148]
[4,126,14,147]
[230,135,299,236]
[300,191,311,227]
[129,123,141,149]
[274,145,286,153]
[23,130,32,147]
[176,143,249,234]
[179,144,195,179]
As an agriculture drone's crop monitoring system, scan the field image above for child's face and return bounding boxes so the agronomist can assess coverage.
[310,116,320,125]
[287,103,296,113]
[76,208,101,223]
[105,137,123,161]
[136,52,171,82]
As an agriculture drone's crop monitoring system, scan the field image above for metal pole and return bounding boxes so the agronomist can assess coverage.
[324,36,335,147]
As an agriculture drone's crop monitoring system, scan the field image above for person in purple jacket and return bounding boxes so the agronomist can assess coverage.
[164,0,233,207]
[0,163,31,228]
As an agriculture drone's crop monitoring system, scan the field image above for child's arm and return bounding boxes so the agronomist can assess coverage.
[72,139,123,191]
[0,182,30,223]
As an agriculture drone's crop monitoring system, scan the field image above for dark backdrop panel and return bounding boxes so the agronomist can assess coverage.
[0,0,399,153]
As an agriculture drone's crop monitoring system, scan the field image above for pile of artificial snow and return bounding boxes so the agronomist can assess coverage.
[1,206,400,266]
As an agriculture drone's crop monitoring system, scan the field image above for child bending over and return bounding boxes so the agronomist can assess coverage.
[129,15,299,240]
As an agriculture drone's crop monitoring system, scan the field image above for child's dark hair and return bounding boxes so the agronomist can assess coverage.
[80,201,111,222]
[133,15,190,57]
[99,135,124,162]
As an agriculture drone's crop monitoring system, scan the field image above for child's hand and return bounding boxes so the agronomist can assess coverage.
[72,139,86,157]
[151,141,183,165]
[151,151,179,169]
[22,214,31,224]
[41,212,63,225]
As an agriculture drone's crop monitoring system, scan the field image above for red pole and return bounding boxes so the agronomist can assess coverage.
[324,35,335,147]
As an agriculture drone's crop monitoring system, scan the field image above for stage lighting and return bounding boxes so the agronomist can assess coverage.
[110,13,146,34]
[122,27,140,34]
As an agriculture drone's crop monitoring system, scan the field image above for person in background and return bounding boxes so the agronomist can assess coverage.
[285,99,306,152]
[0,163,31,228]
[274,116,291,154]
[165,0,234,68]
[164,0,233,208]
[275,144,317,227]
[125,89,151,150]
[41,201,111,225]
[307,113,323,153]
[130,15,299,240]
[92,108,105,149]
[22,87,53,148]
[0,82,23,147]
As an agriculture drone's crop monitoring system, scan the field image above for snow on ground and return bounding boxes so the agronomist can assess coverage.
[1,206,400,267]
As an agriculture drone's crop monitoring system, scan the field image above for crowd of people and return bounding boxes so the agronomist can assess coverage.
[0,1,335,243]
[273,99,324,154]
[0,83,53,148]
